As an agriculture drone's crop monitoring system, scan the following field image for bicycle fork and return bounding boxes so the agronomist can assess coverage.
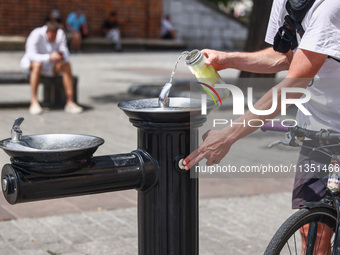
[329,157,340,255]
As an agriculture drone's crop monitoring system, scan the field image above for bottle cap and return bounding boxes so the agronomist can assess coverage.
[185,49,203,65]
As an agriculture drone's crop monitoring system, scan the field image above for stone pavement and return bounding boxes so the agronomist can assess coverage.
[0,51,296,255]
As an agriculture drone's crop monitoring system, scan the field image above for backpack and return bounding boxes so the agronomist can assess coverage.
[273,0,340,62]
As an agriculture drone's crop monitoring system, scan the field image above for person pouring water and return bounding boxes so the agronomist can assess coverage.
[183,1,340,252]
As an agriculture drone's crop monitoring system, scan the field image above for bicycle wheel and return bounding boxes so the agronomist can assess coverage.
[264,207,337,255]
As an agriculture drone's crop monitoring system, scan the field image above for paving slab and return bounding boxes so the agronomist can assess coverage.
[0,192,295,255]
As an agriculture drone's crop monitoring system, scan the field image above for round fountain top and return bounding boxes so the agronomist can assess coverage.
[0,134,104,164]
[118,97,214,123]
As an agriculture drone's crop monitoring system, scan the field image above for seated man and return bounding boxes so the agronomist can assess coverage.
[102,12,122,51]
[66,9,88,51]
[20,21,83,115]
[161,15,176,40]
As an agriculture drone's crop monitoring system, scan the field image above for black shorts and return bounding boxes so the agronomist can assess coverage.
[292,141,331,209]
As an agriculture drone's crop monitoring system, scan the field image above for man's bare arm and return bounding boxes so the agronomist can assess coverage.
[203,47,293,74]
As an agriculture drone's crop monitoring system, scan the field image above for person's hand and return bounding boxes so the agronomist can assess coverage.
[183,128,233,170]
[50,51,64,62]
[201,49,230,71]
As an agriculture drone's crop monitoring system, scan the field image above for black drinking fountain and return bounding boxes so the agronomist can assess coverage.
[0,84,214,254]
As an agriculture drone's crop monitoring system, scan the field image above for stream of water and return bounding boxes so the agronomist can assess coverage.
[169,51,189,84]
[158,51,189,107]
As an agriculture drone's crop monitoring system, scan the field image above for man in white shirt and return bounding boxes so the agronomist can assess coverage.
[21,21,83,115]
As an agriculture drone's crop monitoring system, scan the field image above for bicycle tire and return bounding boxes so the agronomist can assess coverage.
[264,207,337,255]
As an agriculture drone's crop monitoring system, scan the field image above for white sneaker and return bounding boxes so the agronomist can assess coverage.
[65,102,83,114]
[29,103,43,115]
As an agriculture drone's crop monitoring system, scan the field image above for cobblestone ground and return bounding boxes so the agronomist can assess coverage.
[0,193,294,255]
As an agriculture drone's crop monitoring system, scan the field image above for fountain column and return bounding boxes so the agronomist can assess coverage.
[131,118,204,255]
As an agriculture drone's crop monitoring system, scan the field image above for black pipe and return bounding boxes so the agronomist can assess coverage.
[1,149,158,204]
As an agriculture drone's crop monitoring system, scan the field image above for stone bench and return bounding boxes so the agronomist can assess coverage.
[0,72,78,108]
[0,36,187,51]
[81,38,187,51]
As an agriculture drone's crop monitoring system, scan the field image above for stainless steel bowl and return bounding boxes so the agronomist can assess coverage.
[0,134,104,163]
[118,97,214,122]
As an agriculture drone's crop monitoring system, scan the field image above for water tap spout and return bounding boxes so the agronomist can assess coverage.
[11,117,24,142]
[158,82,172,108]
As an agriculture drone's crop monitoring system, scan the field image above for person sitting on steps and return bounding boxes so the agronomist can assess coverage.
[20,21,83,115]
[102,11,122,52]
[66,9,88,52]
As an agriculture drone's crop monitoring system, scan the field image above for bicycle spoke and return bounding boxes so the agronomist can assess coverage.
[306,222,318,254]
[293,232,297,255]
[286,240,292,255]
[315,222,326,254]
[326,231,332,255]
[301,225,307,254]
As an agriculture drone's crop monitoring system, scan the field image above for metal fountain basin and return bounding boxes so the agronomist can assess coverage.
[0,134,104,163]
[118,97,214,122]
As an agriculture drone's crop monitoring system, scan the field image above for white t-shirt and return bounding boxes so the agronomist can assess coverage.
[20,25,70,76]
[161,18,174,37]
[265,0,340,131]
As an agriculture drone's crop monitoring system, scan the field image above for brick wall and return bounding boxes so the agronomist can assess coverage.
[0,0,163,38]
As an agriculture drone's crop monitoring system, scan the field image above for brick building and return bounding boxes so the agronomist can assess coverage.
[0,0,163,39]
[0,0,247,50]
